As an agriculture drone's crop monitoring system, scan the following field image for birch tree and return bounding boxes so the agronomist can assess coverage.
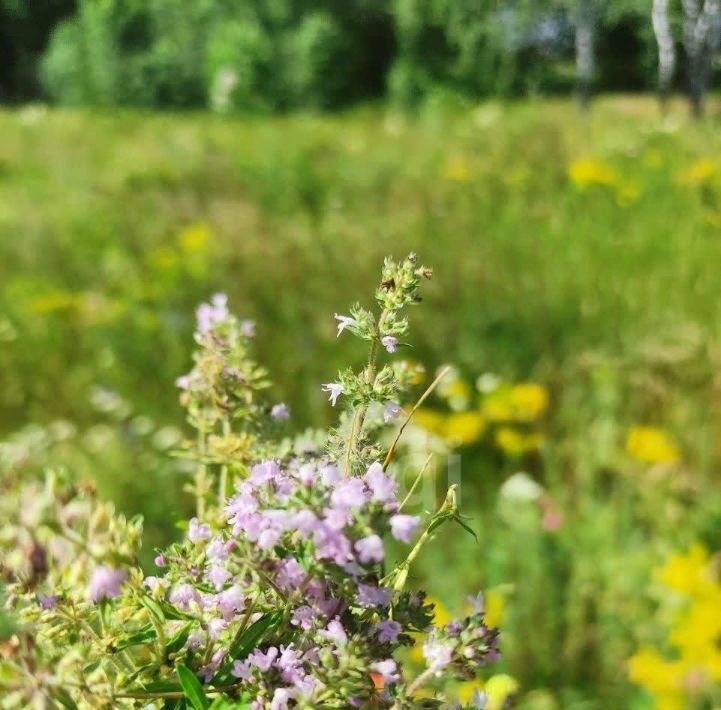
[652,0,676,103]
[575,0,597,109]
[682,0,721,115]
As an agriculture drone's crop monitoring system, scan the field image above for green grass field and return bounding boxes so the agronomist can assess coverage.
[3,96,721,707]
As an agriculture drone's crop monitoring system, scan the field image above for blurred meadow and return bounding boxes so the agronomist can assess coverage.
[3,96,721,706]
[3,1,721,707]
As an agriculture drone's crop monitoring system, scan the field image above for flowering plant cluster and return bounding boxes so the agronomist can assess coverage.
[1,255,499,708]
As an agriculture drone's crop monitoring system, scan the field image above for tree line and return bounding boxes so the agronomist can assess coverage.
[0,0,719,114]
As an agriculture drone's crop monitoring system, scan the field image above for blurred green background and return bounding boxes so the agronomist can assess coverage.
[4,1,721,708]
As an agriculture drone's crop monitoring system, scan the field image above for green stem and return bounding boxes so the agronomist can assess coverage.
[343,309,387,476]
[196,425,208,518]
[218,418,231,506]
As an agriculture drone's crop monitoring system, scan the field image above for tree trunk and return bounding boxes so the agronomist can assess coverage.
[576,0,595,111]
[682,0,721,116]
[652,0,676,107]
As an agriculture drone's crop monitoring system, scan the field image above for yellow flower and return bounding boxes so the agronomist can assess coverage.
[626,426,679,464]
[442,156,472,182]
[676,158,716,187]
[628,647,684,695]
[509,383,548,421]
[483,383,548,422]
[484,589,505,628]
[27,290,79,314]
[177,222,210,253]
[485,674,519,710]
[445,411,486,446]
[457,680,482,704]
[655,544,714,598]
[482,390,515,422]
[495,427,541,456]
[568,158,617,187]
[429,596,453,627]
[413,409,447,438]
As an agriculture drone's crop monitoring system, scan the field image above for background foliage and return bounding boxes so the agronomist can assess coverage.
[3,96,721,706]
[0,0,707,109]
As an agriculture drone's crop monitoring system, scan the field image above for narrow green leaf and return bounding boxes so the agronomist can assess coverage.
[53,687,78,710]
[167,621,192,654]
[176,663,209,710]
[115,623,157,650]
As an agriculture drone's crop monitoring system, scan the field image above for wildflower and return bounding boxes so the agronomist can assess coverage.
[200,648,225,682]
[509,383,548,420]
[170,583,200,609]
[567,157,617,187]
[383,401,401,423]
[37,594,58,610]
[318,618,348,647]
[207,565,231,590]
[334,313,358,337]
[154,554,166,567]
[445,411,485,446]
[423,639,453,672]
[499,472,543,502]
[365,462,397,504]
[484,674,519,710]
[88,566,127,602]
[390,514,419,543]
[330,478,368,509]
[240,319,255,337]
[232,659,252,680]
[495,428,541,456]
[188,517,212,543]
[376,619,402,644]
[676,157,716,187]
[271,403,290,421]
[175,374,192,390]
[356,584,392,608]
[381,336,398,353]
[249,646,278,671]
[441,156,472,182]
[371,659,399,685]
[466,592,484,615]
[470,688,488,709]
[217,586,245,620]
[196,293,229,334]
[143,576,165,594]
[626,426,680,464]
[355,535,385,563]
[321,382,344,406]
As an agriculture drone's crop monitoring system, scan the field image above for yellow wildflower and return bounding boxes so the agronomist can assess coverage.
[509,383,549,421]
[442,156,472,182]
[626,426,680,464]
[413,409,447,438]
[655,544,713,598]
[483,390,516,422]
[484,589,505,628]
[628,647,684,695]
[27,291,79,314]
[676,157,716,187]
[485,674,520,710]
[568,158,617,187]
[445,411,486,446]
[495,427,541,456]
[178,222,210,253]
[429,596,453,627]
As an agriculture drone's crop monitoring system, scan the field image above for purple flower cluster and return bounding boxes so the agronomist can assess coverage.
[138,459,424,705]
